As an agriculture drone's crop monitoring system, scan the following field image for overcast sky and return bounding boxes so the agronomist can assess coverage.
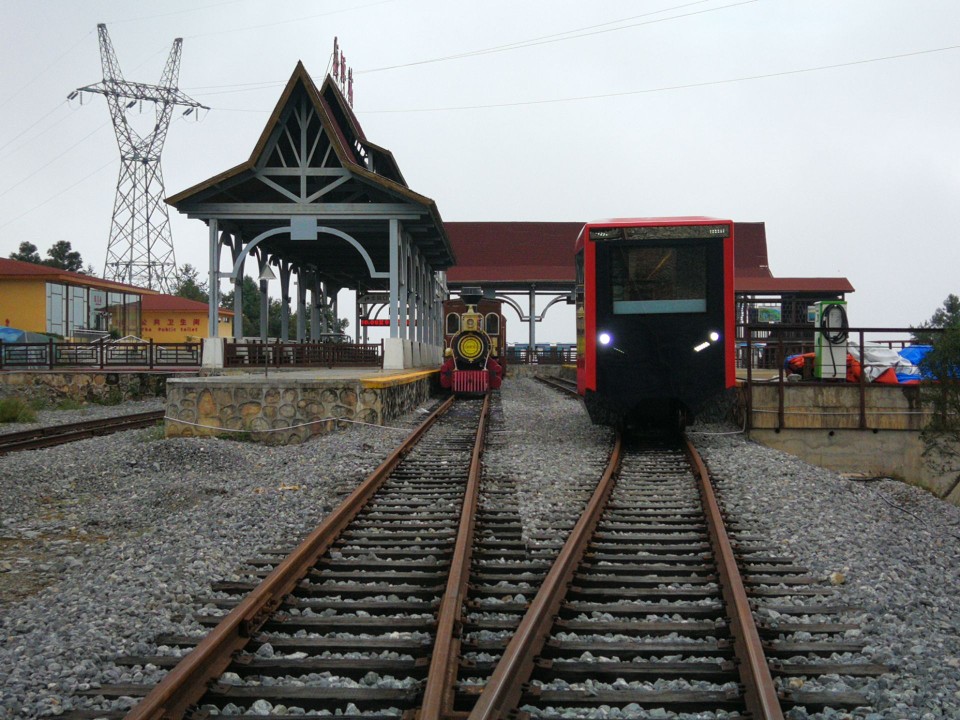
[2,0,958,342]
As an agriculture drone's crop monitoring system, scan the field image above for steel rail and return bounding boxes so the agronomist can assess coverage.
[420,394,491,718]
[0,410,165,455]
[534,374,579,398]
[124,396,456,720]
[684,437,784,720]
[468,431,623,719]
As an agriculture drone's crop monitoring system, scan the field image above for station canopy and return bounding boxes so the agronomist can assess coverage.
[166,62,455,293]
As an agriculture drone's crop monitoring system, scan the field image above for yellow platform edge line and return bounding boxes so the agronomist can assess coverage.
[361,368,438,389]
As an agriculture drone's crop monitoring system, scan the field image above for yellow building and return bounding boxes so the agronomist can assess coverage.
[0,258,230,341]
[140,294,232,342]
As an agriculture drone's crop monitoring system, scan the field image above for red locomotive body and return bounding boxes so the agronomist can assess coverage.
[442,288,507,396]
[576,217,735,426]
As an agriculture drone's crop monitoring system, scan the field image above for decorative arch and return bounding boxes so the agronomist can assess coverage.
[229,223,389,281]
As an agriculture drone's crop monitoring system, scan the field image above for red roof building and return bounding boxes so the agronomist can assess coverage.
[443,220,854,344]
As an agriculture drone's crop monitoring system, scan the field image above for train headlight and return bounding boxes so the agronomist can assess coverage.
[694,331,721,353]
[598,332,612,346]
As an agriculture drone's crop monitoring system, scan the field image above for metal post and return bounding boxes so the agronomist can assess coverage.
[208,220,219,338]
[259,279,269,342]
[149,338,154,369]
[859,329,866,430]
[528,284,537,363]
[296,276,307,342]
[777,329,785,430]
[389,219,399,339]
[48,338,54,370]
[746,326,753,431]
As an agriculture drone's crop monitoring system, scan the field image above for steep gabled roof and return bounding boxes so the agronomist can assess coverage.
[167,62,432,212]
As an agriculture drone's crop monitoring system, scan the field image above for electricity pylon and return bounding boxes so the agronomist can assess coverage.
[72,24,208,292]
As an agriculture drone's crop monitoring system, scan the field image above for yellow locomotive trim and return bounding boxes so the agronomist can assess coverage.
[361,369,438,389]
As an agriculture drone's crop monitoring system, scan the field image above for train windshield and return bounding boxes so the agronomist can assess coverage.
[610,244,706,314]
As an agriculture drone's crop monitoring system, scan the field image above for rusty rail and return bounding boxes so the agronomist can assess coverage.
[420,394,490,717]
[684,437,784,720]
[0,410,165,455]
[124,396,456,720]
[468,431,623,719]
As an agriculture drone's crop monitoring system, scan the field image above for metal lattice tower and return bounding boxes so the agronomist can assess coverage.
[72,24,208,292]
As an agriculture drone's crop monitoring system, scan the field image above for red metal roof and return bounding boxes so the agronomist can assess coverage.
[734,277,855,294]
[445,222,582,284]
[445,221,853,296]
[733,222,773,278]
[140,294,233,315]
[0,258,156,294]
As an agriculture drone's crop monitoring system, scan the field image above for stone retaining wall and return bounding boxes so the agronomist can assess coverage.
[0,371,172,404]
[165,371,437,445]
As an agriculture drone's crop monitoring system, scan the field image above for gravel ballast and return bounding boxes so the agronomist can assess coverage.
[1,379,958,718]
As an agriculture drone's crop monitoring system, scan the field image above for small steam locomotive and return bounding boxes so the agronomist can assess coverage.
[441,287,506,395]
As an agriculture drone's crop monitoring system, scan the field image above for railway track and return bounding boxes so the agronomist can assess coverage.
[74,395,488,718]
[535,374,578,397]
[468,433,885,719]
[0,410,165,455]
[68,390,884,719]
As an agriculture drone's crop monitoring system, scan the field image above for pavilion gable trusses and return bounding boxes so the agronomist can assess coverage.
[166,62,454,270]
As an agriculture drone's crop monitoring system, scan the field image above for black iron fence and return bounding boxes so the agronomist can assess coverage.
[0,339,201,370]
[224,340,384,368]
[740,323,942,431]
[504,345,577,365]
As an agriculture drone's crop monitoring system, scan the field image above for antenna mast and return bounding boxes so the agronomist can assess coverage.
[72,24,208,292]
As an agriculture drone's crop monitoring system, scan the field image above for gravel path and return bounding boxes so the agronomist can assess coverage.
[691,424,960,720]
[1,379,958,719]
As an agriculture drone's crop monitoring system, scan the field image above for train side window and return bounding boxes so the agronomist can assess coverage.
[446,313,460,335]
[485,313,500,335]
[611,244,706,314]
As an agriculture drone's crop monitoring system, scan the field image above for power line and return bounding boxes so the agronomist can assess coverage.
[357,43,960,114]
[0,30,94,111]
[176,0,744,94]
[0,122,111,200]
[0,157,116,231]
[0,101,70,157]
[180,0,398,40]
[357,0,757,74]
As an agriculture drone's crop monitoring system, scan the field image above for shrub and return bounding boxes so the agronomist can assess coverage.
[0,398,38,423]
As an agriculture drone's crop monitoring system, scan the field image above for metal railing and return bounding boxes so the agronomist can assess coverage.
[0,339,201,370]
[504,346,577,365]
[740,323,940,431]
[224,340,384,368]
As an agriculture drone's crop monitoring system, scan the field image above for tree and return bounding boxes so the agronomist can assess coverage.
[171,264,208,303]
[220,276,349,339]
[913,294,960,499]
[9,242,42,264]
[43,241,84,272]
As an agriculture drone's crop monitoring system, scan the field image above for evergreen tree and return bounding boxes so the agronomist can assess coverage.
[9,242,42,264]
[914,294,960,499]
[171,264,209,303]
[43,241,84,271]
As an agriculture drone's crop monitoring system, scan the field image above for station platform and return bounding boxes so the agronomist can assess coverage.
[164,366,439,443]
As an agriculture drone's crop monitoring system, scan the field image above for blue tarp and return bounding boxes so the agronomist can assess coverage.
[0,327,25,343]
[898,345,932,366]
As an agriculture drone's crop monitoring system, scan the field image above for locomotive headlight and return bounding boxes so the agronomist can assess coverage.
[694,331,721,353]
[598,332,612,346]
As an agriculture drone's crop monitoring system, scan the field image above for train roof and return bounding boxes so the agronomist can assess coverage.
[574,217,733,251]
